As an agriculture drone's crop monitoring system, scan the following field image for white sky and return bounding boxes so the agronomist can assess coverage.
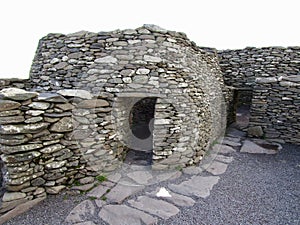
[0,0,299,79]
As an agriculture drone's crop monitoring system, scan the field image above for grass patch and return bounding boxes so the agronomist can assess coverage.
[100,196,107,201]
[96,175,108,183]
[89,196,97,201]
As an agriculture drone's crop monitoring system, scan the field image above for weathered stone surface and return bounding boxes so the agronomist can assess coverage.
[0,109,21,117]
[40,144,64,154]
[95,56,118,64]
[212,144,236,154]
[205,161,228,175]
[50,117,73,132]
[0,115,25,125]
[240,140,277,154]
[127,171,153,185]
[65,200,96,223]
[77,99,109,108]
[99,205,157,225]
[2,151,41,163]
[128,196,179,219]
[29,102,50,110]
[248,126,264,137]
[1,143,43,154]
[0,100,21,112]
[57,89,93,99]
[2,192,26,202]
[45,160,66,169]
[182,166,203,175]
[0,122,49,134]
[37,93,67,103]
[87,184,111,198]
[105,184,144,204]
[0,88,38,101]
[46,185,66,194]
[169,175,219,198]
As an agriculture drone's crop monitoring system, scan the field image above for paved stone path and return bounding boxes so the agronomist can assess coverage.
[63,127,282,225]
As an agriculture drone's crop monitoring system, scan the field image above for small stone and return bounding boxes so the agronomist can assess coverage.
[144,55,162,63]
[45,160,66,169]
[87,184,111,198]
[1,143,43,154]
[77,99,109,108]
[105,184,144,204]
[133,75,149,84]
[40,144,64,154]
[57,89,93,99]
[2,192,26,202]
[248,126,264,137]
[0,115,25,124]
[136,68,150,75]
[95,56,118,64]
[79,177,95,185]
[29,102,50,110]
[50,117,73,132]
[0,122,49,134]
[0,88,38,101]
[46,185,66,194]
[37,93,67,103]
[205,161,228,175]
[50,58,60,64]
[55,62,68,69]
[0,100,21,112]
[240,140,277,154]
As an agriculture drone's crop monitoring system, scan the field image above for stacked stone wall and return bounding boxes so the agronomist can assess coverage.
[217,46,300,89]
[249,76,300,144]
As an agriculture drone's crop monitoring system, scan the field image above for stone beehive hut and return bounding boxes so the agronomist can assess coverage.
[0,25,229,212]
[28,24,228,169]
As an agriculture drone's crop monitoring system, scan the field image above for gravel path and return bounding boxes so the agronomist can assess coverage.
[4,144,300,225]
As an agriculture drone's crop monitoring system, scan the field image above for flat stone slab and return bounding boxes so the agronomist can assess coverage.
[148,188,195,207]
[99,205,157,225]
[128,196,179,219]
[87,184,111,198]
[221,139,242,147]
[105,183,144,204]
[74,222,96,225]
[215,155,234,164]
[212,144,236,154]
[241,140,277,154]
[182,166,203,175]
[65,200,95,223]
[127,170,153,185]
[205,161,228,175]
[169,175,219,198]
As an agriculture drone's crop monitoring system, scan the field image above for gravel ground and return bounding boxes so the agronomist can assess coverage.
[4,144,300,225]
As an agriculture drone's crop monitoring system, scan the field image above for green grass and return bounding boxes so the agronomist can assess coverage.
[96,175,108,183]
[100,196,107,201]
[89,196,97,200]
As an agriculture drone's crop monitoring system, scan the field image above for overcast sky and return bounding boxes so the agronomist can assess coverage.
[0,0,299,79]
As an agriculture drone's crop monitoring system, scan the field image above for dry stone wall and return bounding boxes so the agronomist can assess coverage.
[249,76,300,143]
[217,47,300,89]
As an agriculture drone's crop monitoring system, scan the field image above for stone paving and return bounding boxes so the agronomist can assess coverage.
[64,127,281,225]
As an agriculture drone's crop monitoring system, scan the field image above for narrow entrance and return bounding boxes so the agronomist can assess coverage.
[124,97,157,165]
[234,89,252,129]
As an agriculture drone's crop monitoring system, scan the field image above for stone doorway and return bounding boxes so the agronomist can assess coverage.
[234,89,252,129]
[124,97,157,165]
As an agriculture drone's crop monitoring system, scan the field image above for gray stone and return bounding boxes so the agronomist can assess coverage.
[143,24,168,33]
[105,183,144,204]
[133,75,149,84]
[40,144,64,154]
[37,93,67,103]
[57,89,93,99]
[212,144,236,154]
[240,140,277,154]
[169,175,220,198]
[77,99,109,108]
[144,55,162,63]
[0,109,21,117]
[24,116,43,124]
[71,183,96,192]
[79,177,95,185]
[0,100,21,112]
[215,155,234,164]
[256,77,278,83]
[74,222,96,225]
[205,161,228,175]
[55,62,68,69]
[45,160,66,169]
[46,185,66,194]
[95,56,118,64]
[29,102,50,110]
[0,115,25,124]
[136,68,150,75]
[1,143,43,154]
[99,205,157,225]
[128,196,179,219]
[248,126,264,137]
[0,122,49,134]
[87,184,111,198]
[2,192,26,202]
[0,88,38,101]
[183,166,203,175]
[50,117,73,132]
[65,200,96,223]
[127,171,153,185]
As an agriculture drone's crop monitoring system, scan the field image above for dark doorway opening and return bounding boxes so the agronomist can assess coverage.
[124,97,157,166]
[234,89,252,129]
